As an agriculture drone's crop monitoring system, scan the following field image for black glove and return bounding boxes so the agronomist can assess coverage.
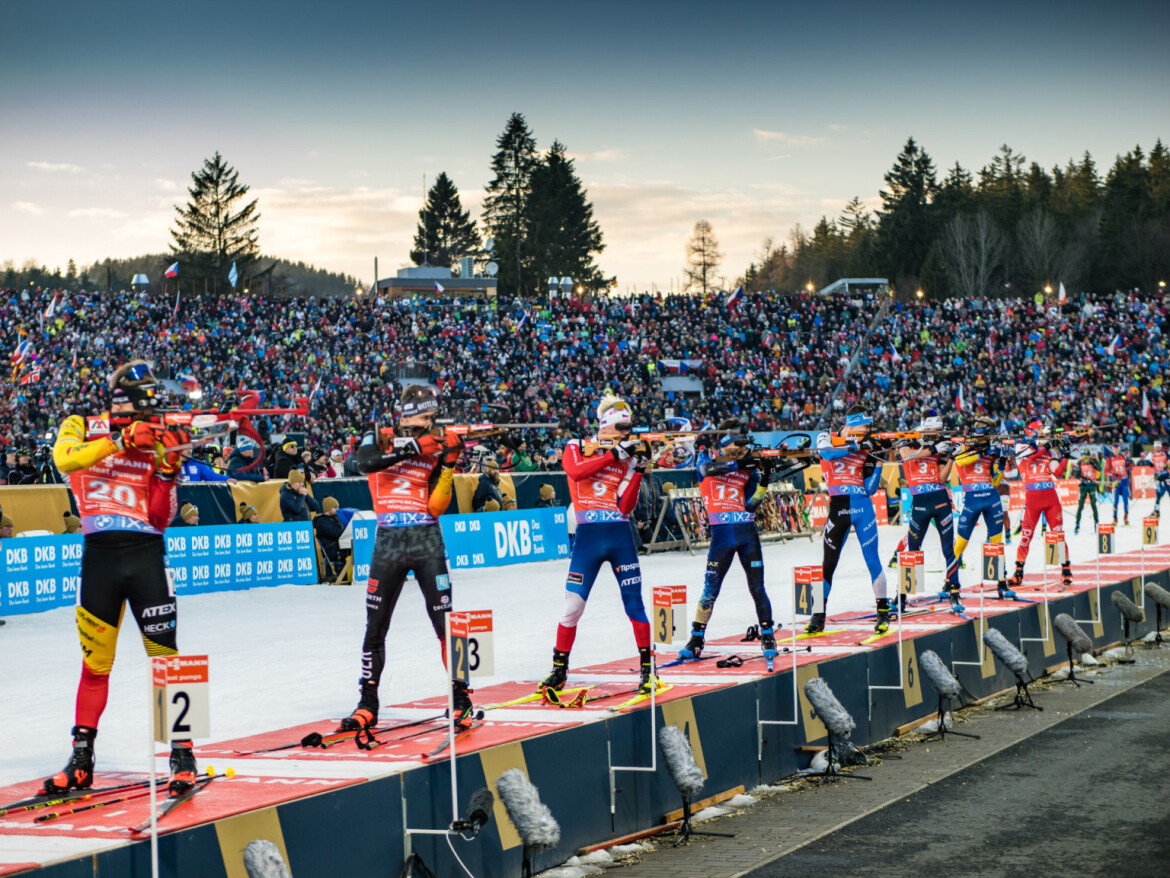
[498,431,519,451]
[858,437,878,453]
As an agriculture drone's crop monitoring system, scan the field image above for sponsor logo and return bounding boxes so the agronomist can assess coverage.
[144,620,176,634]
[616,563,639,573]
[435,574,450,591]
[367,584,378,594]
[567,572,584,585]
[143,603,176,618]
[751,560,762,568]
[618,576,641,587]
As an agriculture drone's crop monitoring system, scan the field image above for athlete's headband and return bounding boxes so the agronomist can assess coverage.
[400,394,440,418]
[599,405,632,431]
[845,413,872,428]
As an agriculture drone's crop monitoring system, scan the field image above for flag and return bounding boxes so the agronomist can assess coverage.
[20,367,40,385]
[42,293,58,321]
[71,349,77,369]
[310,374,323,398]
[165,262,179,278]
[891,343,902,364]
[1143,389,1150,419]
[172,289,181,321]
[1058,282,1067,304]
[228,262,238,289]
[955,383,965,412]
[1107,334,1122,356]
[727,285,744,308]
[435,282,445,294]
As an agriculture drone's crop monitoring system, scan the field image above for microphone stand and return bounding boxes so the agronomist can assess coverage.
[921,694,980,743]
[1057,640,1094,687]
[995,670,1043,711]
[1119,618,1137,664]
[808,729,872,783]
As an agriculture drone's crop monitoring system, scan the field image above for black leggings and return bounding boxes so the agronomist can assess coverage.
[360,524,451,686]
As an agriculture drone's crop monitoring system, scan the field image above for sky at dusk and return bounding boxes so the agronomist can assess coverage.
[2,0,1167,291]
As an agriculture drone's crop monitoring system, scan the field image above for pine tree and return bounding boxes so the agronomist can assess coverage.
[170,152,260,293]
[525,142,606,293]
[410,172,480,270]
[482,113,539,296]
[683,220,722,294]
[876,138,939,290]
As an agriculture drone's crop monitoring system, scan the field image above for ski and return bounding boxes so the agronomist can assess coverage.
[130,773,221,834]
[657,654,721,670]
[36,787,155,823]
[420,722,484,759]
[485,687,588,709]
[606,683,675,712]
[857,627,898,646]
[242,713,449,754]
[0,779,155,817]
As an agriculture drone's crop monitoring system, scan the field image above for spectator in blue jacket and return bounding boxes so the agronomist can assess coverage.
[280,469,320,522]
[228,438,268,483]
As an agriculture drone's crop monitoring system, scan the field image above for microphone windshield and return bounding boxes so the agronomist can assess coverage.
[1111,591,1145,623]
[982,628,1028,676]
[1146,583,1170,611]
[920,649,961,698]
[1054,613,1092,654]
[496,769,560,850]
[658,725,705,798]
[467,787,495,828]
[803,677,855,738]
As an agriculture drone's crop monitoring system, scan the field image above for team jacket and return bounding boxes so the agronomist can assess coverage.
[817,432,880,497]
[1106,454,1131,481]
[1016,443,1064,492]
[900,449,947,496]
[696,449,763,524]
[53,414,178,535]
[954,448,1004,493]
[563,439,641,524]
[366,449,453,528]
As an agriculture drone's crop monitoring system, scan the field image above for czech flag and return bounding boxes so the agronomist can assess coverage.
[435,282,445,294]
[955,383,965,412]
[727,285,744,309]
[1107,334,1122,356]
[165,262,179,278]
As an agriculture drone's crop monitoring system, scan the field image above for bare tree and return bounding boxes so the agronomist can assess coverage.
[684,219,722,294]
[940,211,1006,299]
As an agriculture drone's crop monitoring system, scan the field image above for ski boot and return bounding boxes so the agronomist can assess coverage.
[637,647,658,696]
[887,551,898,569]
[944,584,965,615]
[759,622,778,660]
[43,726,96,793]
[1008,560,1025,590]
[1124,515,1130,526]
[996,579,1017,601]
[678,624,706,660]
[538,649,570,695]
[452,680,475,729]
[874,599,892,635]
[804,612,825,635]
[339,680,379,731]
[1061,562,1073,590]
[168,741,198,797]
[1074,523,1080,535]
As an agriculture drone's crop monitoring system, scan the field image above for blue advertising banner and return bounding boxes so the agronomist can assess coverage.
[0,523,319,617]
[352,508,570,585]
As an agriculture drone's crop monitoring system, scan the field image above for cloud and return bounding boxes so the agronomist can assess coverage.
[12,201,45,215]
[26,161,85,173]
[828,123,849,133]
[278,178,316,188]
[69,207,127,219]
[751,128,827,147]
[154,178,179,191]
[567,149,624,163]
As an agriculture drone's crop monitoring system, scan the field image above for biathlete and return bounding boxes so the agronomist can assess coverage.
[1105,443,1132,526]
[1153,440,1168,518]
[810,405,891,634]
[952,416,1013,599]
[1072,448,1105,534]
[678,421,781,661]
[342,385,470,731]
[894,414,964,613]
[1009,420,1073,589]
[539,395,656,696]
[45,361,195,796]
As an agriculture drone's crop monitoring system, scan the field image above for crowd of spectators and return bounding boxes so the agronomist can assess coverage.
[1,284,1166,482]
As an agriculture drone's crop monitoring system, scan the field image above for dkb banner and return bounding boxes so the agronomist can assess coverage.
[352,508,571,584]
[1,523,319,617]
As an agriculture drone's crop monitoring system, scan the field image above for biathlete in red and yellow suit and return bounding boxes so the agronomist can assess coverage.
[44,360,195,796]
[1009,419,1073,589]
[342,385,468,731]
[539,395,656,697]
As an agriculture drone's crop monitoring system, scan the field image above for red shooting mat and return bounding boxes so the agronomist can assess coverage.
[400,679,732,713]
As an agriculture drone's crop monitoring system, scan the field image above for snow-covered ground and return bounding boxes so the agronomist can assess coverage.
[0,507,1157,789]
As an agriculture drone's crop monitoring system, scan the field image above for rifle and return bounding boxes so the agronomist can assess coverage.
[434,402,559,441]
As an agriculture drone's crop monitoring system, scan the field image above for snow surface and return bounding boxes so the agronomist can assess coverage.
[0,514,1155,788]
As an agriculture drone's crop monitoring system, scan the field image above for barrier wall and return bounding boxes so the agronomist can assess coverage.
[0,523,318,617]
[352,508,571,583]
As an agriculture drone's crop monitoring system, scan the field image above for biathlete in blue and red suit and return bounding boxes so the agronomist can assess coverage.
[812,405,891,634]
[1009,419,1073,589]
[1153,440,1169,518]
[539,395,657,697]
[342,385,470,731]
[953,415,1014,598]
[1105,443,1132,526]
[677,420,782,662]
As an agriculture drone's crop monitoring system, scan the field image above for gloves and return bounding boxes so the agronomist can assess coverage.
[159,428,190,472]
[612,438,643,461]
[934,440,956,457]
[393,434,444,458]
[858,437,878,453]
[441,432,464,468]
[119,421,156,451]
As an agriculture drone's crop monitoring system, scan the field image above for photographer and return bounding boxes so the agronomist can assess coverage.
[6,448,38,485]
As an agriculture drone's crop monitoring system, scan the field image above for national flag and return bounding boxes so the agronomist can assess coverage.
[71,349,77,369]
[1107,334,1122,356]
[20,367,41,385]
[310,374,323,398]
[165,262,179,278]
[228,262,238,289]
[955,383,965,412]
[1143,390,1150,419]
[42,293,58,321]
[11,339,32,364]
[891,343,902,364]
[1058,282,1067,304]
[727,285,744,308]
[172,289,181,321]
[435,282,445,294]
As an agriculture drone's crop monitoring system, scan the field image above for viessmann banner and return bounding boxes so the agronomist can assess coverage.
[0,523,318,617]
[352,508,571,585]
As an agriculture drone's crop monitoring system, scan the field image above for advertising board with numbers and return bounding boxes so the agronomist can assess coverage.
[0,523,318,617]
[352,508,571,584]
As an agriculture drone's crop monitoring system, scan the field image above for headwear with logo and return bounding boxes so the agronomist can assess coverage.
[180,503,198,522]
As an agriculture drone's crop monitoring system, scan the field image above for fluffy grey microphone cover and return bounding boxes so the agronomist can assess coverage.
[803,677,855,737]
[919,649,961,698]
[1054,613,1093,654]
[1111,591,1145,623]
[658,725,705,798]
[1146,583,1170,610]
[243,841,292,878]
[496,769,561,849]
[982,628,1028,675]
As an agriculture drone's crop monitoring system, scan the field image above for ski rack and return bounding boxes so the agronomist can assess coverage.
[609,643,658,816]
[756,567,812,763]
[1020,531,1059,654]
[952,543,996,676]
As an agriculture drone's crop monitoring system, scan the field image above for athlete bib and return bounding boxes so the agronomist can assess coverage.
[368,455,440,527]
[701,470,755,524]
[956,454,997,492]
[903,452,945,496]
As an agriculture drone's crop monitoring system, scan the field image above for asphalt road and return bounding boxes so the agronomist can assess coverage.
[747,671,1170,878]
